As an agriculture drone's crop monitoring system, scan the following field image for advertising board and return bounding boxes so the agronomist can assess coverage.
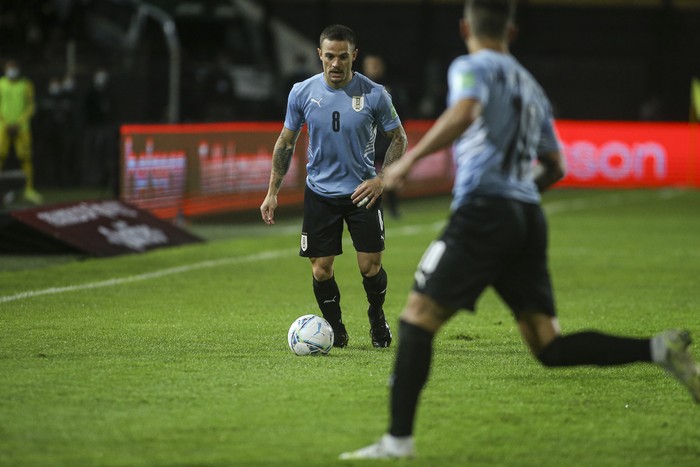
[120,121,698,219]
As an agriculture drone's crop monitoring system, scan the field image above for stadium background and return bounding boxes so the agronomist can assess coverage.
[2,3,700,465]
[0,0,699,220]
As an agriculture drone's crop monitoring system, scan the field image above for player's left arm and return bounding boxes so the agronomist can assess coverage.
[383,98,480,192]
[351,124,407,209]
[379,125,408,171]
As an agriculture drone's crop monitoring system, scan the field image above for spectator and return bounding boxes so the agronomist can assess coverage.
[57,72,80,187]
[84,67,112,124]
[83,66,118,194]
[34,76,63,188]
[201,52,238,122]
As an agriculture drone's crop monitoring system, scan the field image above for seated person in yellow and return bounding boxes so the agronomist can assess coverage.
[0,59,42,203]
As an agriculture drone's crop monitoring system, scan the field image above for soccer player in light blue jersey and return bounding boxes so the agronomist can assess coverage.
[261,25,408,349]
[340,0,700,460]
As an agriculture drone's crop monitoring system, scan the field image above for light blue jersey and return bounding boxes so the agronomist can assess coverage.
[447,50,561,210]
[285,72,401,197]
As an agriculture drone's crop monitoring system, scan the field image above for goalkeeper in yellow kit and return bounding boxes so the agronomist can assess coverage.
[0,59,42,204]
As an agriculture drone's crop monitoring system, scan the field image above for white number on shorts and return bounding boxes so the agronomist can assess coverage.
[414,240,446,288]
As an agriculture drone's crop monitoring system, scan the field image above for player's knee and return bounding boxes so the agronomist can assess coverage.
[359,262,381,277]
[536,336,564,367]
[357,253,382,277]
[311,261,334,281]
[400,292,452,334]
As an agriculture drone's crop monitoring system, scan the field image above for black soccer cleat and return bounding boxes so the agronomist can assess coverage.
[333,325,349,348]
[370,321,392,348]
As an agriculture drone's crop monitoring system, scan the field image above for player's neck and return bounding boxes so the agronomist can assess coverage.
[468,37,509,55]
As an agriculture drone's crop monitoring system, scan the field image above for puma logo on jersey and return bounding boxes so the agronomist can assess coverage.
[310,97,323,107]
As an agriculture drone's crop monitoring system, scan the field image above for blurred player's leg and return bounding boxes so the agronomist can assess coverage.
[653,329,700,403]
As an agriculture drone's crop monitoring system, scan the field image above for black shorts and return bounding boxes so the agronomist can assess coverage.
[300,184,385,257]
[413,197,556,317]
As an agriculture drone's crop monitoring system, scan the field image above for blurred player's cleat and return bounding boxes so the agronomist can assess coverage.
[370,320,392,348]
[333,324,349,348]
[23,188,43,204]
[654,329,700,403]
[339,434,414,460]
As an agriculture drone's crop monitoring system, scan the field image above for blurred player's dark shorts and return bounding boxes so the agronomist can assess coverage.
[413,197,556,317]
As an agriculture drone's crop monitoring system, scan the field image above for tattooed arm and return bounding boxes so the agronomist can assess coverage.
[379,125,409,172]
[261,127,301,225]
[351,124,408,209]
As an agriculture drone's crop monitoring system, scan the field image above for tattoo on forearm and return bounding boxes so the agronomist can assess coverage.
[382,127,408,169]
[272,143,294,177]
[269,130,299,193]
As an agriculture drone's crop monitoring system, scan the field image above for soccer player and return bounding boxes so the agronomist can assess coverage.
[0,59,42,204]
[340,0,700,459]
[260,25,408,348]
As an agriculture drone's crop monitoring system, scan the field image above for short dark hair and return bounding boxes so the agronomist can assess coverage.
[464,0,516,40]
[319,24,356,48]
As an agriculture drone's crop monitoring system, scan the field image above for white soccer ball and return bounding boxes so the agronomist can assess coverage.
[287,314,334,356]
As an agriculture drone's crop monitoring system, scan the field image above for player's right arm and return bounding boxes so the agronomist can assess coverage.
[383,97,481,191]
[261,126,301,225]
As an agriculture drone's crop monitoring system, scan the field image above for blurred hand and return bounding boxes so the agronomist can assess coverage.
[382,156,413,192]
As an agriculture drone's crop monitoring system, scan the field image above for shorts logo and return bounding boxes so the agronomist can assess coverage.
[352,95,365,112]
[301,233,308,252]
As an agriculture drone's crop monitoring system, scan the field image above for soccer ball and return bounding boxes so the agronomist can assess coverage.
[287,314,334,356]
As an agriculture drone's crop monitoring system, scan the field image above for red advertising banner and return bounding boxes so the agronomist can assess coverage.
[120,121,698,219]
[556,121,699,188]
[120,122,305,219]
[120,121,453,219]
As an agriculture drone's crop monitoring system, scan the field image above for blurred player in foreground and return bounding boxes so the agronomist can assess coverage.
[261,25,408,348]
[340,0,700,459]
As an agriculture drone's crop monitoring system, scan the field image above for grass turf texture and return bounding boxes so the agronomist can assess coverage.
[1,189,699,466]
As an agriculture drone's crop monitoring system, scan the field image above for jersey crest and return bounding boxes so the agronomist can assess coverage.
[352,95,365,112]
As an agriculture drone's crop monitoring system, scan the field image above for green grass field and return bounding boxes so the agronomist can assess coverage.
[1,189,699,466]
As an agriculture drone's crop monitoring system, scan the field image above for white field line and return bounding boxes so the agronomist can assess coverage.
[0,191,680,304]
[0,249,293,304]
